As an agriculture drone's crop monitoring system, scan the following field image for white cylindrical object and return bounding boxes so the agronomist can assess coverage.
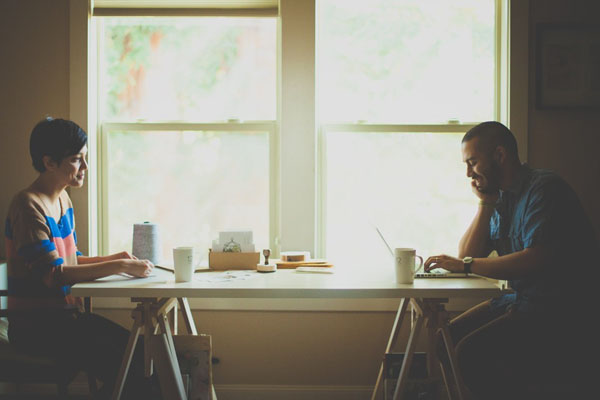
[173,246,194,282]
[394,248,422,284]
[257,263,277,273]
[132,222,162,265]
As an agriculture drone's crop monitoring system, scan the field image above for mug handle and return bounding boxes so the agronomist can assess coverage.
[415,255,424,273]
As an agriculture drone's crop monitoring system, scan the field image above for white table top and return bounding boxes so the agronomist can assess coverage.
[71,268,505,299]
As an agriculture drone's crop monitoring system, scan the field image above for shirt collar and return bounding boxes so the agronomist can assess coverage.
[504,163,531,195]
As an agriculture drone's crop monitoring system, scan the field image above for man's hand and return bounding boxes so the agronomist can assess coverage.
[424,254,464,273]
[470,180,499,204]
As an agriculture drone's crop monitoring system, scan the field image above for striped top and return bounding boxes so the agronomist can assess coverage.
[4,189,82,320]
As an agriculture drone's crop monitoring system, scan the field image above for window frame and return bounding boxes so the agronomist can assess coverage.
[316,0,514,258]
[68,0,529,313]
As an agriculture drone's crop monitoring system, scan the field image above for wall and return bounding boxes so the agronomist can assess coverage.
[528,0,600,240]
[0,0,71,258]
[0,3,420,396]
[96,307,415,396]
[1,0,599,397]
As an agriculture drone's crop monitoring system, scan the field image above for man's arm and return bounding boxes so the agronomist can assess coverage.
[425,246,549,280]
[458,203,495,258]
[466,246,548,279]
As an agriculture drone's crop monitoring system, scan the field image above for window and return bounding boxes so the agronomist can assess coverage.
[91,0,509,271]
[318,0,501,269]
[97,16,276,264]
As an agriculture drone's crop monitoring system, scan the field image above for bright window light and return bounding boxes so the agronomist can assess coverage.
[104,129,270,265]
[319,0,497,269]
[98,17,276,264]
[100,17,276,121]
[324,131,474,269]
[318,0,495,124]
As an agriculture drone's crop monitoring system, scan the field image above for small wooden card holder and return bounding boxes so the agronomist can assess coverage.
[208,250,260,270]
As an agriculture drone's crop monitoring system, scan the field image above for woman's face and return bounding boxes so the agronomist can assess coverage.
[57,145,88,188]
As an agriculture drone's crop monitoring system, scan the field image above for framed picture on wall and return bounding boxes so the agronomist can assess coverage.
[536,24,600,109]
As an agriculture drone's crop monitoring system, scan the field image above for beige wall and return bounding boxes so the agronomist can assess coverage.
[98,308,416,387]
[1,0,599,393]
[0,0,71,258]
[528,0,600,240]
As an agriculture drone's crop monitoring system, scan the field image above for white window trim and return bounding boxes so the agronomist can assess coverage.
[69,0,528,311]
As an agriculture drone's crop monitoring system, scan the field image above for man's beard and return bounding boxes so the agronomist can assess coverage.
[477,161,502,194]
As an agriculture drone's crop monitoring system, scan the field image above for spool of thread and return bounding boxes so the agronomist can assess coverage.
[132,222,162,265]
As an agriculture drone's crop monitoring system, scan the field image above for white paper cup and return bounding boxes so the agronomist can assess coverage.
[173,246,194,282]
[394,248,423,284]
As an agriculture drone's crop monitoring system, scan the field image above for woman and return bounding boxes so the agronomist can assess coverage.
[5,117,158,398]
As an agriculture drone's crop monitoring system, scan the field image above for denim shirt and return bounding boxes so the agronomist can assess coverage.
[488,165,598,314]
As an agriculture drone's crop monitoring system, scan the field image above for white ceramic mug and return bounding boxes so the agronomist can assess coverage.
[173,246,194,282]
[394,248,423,284]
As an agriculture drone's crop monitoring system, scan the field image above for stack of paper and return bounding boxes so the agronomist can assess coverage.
[211,231,255,253]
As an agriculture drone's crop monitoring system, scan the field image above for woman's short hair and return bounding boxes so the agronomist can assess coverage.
[30,117,87,173]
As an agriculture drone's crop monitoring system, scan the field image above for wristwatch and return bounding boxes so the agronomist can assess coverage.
[462,256,473,274]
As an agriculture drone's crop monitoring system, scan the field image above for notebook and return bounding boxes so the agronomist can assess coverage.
[375,226,471,279]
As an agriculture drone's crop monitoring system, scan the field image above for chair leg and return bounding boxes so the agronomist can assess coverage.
[87,372,98,394]
[58,382,69,397]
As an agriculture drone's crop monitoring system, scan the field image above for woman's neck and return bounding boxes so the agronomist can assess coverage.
[30,174,67,203]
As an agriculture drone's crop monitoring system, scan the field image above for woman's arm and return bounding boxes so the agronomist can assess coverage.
[78,251,137,265]
[61,258,154,285]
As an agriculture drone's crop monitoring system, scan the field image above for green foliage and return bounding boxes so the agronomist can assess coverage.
[103,19,243,120]
[104,23,164,117]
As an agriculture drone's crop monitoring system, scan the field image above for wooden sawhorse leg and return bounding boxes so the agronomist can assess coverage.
[372,298,464,400]
[111,297,215,400]
[112,304,144,400]
[371,298,409,400]
[176,298,218,400]
[439,321,466,400]
[390,299,426,400]
[111,298,182,400]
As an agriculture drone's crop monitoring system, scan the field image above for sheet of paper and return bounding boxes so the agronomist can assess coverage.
[97,273,159,282]
[194,270,258,283]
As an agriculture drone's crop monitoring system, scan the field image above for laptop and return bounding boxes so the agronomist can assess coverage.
[375,226,469,278]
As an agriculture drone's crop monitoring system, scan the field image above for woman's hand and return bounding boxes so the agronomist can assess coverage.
[424,254,463,273]
[122,259,154,277]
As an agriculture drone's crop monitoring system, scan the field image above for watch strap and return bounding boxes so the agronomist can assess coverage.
[463,257,473,274]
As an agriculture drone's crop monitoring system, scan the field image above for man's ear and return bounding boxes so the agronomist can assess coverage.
[42,155,58,171]
[493,145,507,164]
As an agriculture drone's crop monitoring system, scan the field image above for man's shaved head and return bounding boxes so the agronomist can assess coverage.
[462,121,519,160]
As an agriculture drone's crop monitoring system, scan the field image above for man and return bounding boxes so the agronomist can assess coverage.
[425,121,598,399]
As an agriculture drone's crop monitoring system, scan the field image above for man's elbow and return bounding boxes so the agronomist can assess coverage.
[521,246,552,273]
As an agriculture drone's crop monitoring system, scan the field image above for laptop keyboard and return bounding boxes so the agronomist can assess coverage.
[415,272,469,278]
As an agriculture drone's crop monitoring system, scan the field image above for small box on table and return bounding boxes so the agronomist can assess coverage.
[208,250,260,270]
